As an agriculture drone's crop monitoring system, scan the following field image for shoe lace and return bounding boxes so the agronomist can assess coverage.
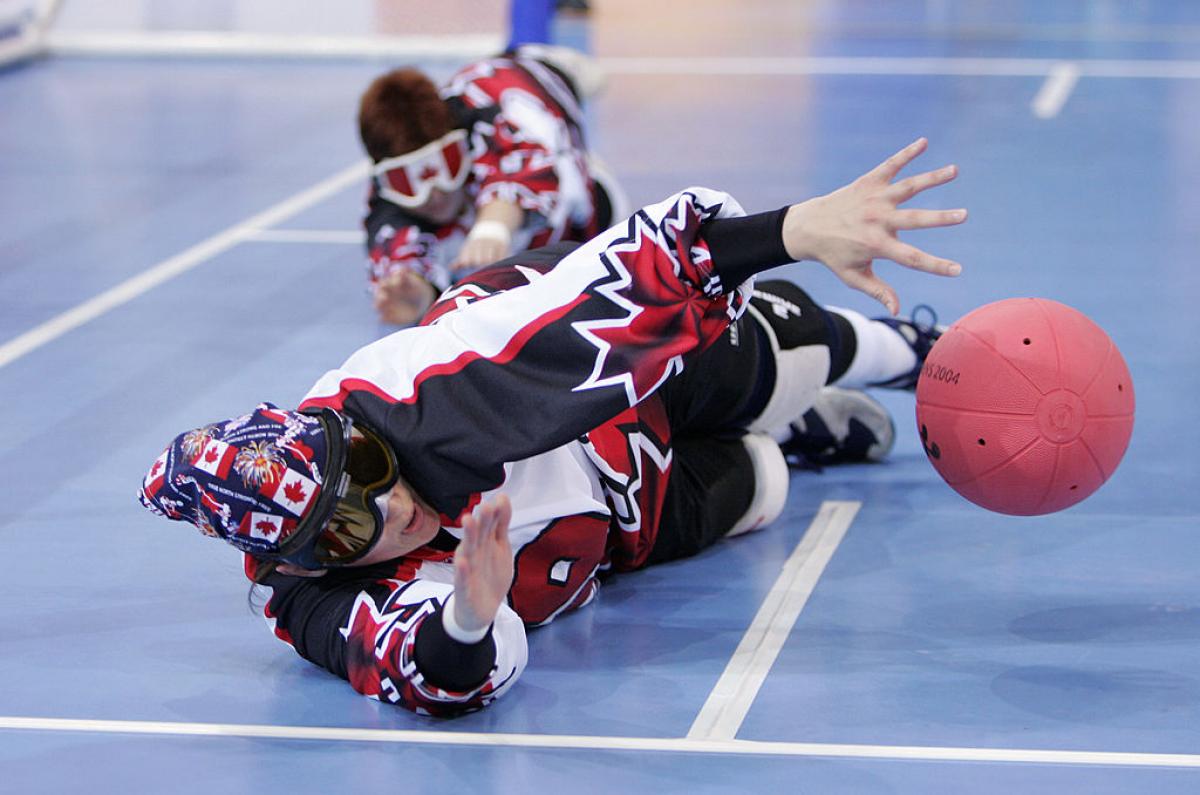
[909,304,940,338]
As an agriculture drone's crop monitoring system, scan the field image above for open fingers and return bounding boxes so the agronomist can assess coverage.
[840,266,900,317]
[889,207,968,231]
[881,239,963,277]
[886,163,958,203]
[864,137,928,184]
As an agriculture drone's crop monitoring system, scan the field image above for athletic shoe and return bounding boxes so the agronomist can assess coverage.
[779,386,895,468]
[870,304,945,390]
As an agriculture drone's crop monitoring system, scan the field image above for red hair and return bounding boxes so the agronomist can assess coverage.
[358,68,456,162]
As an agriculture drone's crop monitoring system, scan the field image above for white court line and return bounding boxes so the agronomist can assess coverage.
[1031,62,1081,118]
[688,500,860,741]
[2,715,1199,768]
[33,38,1200,80]
[0,160,368,371]
[597,55,1200,79]
[47,30,502,60]
[245,229,363,244]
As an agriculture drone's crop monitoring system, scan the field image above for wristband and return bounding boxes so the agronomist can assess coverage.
[441,594,492,644]
[465,219,513,247]
[702,207,792,288]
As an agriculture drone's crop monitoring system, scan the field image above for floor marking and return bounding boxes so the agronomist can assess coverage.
[47,30,501,60]
[596,55,1200,80]
[0,161,368,371]
[245,229,363,244]
[688,500,860,741]
[1032,62,1081,118]
[2,715,1198,768]
[32,38,1200,80]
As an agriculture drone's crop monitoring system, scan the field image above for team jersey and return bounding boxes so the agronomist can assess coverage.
[259,188,753,715]
[364,48,599,295]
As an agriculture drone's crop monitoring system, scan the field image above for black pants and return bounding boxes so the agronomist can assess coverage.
[645,279,851,565]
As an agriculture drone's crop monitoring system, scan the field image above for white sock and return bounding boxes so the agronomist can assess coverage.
[826,306,917,389]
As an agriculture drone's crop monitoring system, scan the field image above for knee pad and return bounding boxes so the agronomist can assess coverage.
[727,433,789,537]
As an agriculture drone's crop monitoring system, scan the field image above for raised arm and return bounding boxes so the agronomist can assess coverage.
[445,496,515,639]
[303,142,966,518]
[261,497,526,716]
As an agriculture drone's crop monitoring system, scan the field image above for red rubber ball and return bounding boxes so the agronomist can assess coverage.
[915,298,1135,515]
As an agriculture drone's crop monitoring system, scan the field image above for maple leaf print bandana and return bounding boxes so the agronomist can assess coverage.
[137,403,332,556]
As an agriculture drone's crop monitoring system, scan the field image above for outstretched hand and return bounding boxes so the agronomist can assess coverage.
[451,496,514,634]
[781,137,966,316]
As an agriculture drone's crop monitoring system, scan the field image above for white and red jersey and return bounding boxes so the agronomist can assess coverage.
[253,554,529,717]
[263,188,752,715]
[365,48,599,295]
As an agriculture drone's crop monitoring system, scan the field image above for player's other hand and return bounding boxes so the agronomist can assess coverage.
[453,202,521,273]
[452,235,508,272]
[451,496,514,634]
[452,221,513,273]
[373,269,437,326]
[782,137,967,316]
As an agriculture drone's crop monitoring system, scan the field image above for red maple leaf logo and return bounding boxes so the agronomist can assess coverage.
[255,519,279,536]
[582,249,706,402]
[418,164,439,182]
[573,196,735,405]
[150,460,164,476]
[204,447,219,463]
[283,481,308,505]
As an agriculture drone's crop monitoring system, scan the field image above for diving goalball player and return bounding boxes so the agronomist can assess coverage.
[139,139,963,715]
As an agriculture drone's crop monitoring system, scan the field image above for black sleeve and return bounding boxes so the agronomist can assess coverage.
[262,569,523,715]
[703,207,792,287]
[413,605,498,691]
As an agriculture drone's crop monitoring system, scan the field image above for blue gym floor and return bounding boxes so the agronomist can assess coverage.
[2,2,1199,792]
